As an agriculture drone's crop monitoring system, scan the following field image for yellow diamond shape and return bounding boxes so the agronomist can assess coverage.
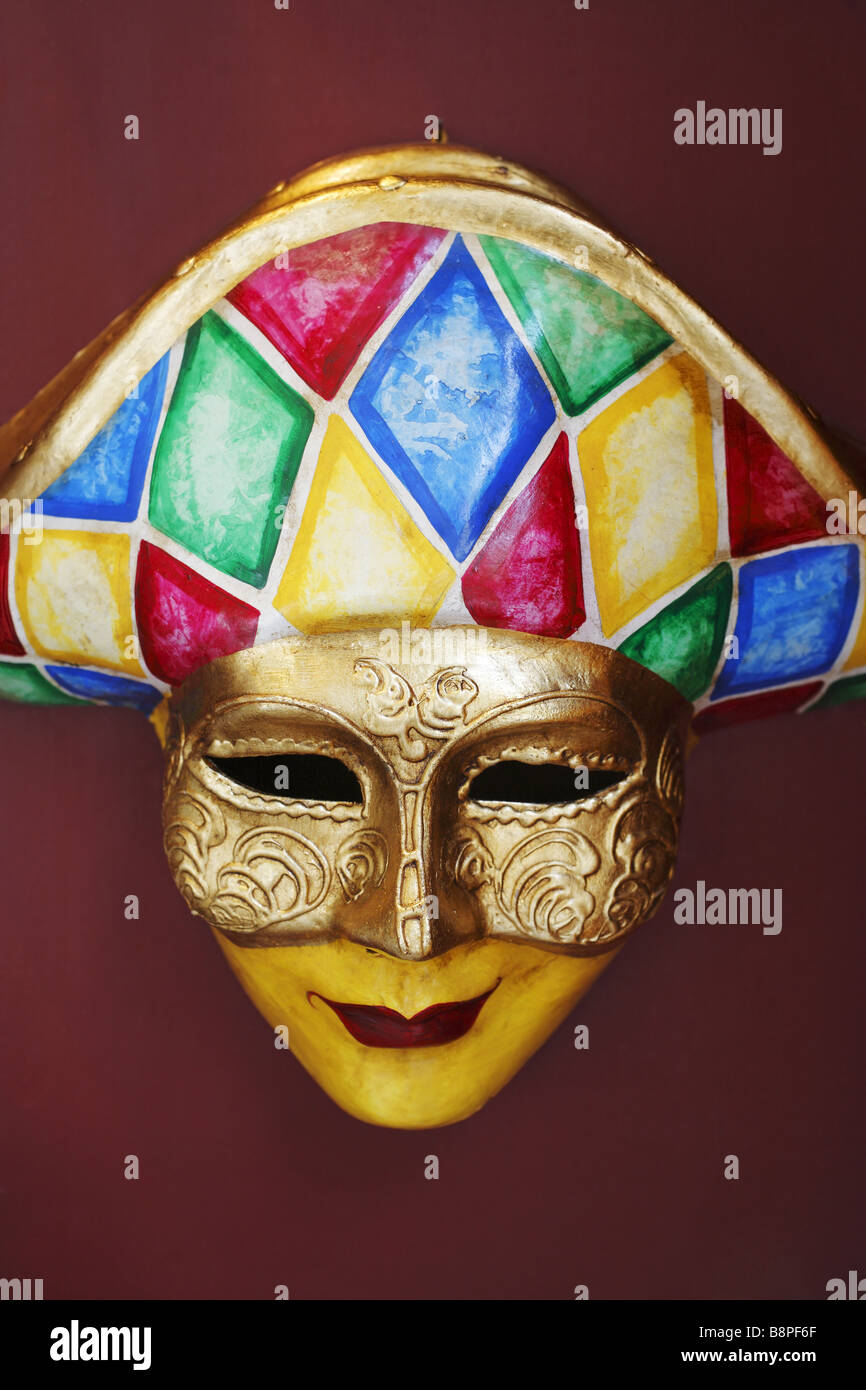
[15,529,143,674]
[578,353,717,636]
[275,417,455,634]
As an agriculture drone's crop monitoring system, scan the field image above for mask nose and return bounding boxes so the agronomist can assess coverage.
[336,784,475,961]
[379,782,478,961]
[395,863,434,958]
[393,785,435,960]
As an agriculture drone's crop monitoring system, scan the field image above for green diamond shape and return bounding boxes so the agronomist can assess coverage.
[619,564,733,703]
[149,312,314,588]
[480,236,672,416]
[810,672,866,710]
[0,662,85,705]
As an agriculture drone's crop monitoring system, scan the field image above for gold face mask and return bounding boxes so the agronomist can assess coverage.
[162,629,689,1125]
[2,143,863,1129]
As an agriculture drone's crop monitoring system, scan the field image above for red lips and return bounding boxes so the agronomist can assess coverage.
[310,987,497,1048]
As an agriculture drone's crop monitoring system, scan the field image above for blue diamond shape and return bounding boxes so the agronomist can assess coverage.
[349,238,556,561]
[40,354,169,522]
[45,665,162,713]
[712,544,860,699]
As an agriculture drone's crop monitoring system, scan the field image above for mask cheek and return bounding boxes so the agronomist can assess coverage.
[448,817,602,947]
[447,788,681,951]
[601,799,680,941]
[334,828,389,902]
[162,761,399,945]
[161,763,325,934]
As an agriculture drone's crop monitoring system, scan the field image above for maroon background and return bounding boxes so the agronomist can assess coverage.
[0,0,864,1300]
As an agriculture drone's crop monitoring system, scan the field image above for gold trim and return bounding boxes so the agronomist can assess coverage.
[0,141,857,505]
[163,628,690,957]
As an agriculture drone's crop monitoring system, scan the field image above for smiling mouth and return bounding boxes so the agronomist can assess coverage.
[308,986,498,1048]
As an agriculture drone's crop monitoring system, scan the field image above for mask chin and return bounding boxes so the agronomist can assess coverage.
[212,931,622,1129]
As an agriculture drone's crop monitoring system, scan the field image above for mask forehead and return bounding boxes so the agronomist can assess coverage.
[173,625,682,735]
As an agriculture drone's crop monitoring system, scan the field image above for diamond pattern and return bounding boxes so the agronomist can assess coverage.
[274,418,455,634]
[724,395,828,556]
[693,681,823,732]
[15,529,142,674]
[579,353,717,636]
[41,355,169,522]
[45,665,163,713]
[149,313,313,588]
[350,238,556,561]
[1,220,862,730]
[712,545,859,698]
[0,661,85,705]
[619,564,733,703]
[228,223,446,400]
[135,542,259,687]
[481,236,671,415]
[461,434,584,637]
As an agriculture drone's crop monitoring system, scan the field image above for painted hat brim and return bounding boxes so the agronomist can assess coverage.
[1,142,861,509]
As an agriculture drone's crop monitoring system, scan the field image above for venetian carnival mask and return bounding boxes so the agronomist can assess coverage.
[1,144,863,1128]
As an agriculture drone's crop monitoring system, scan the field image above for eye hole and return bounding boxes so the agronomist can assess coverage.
[467,761,626,805]
[207,754,363,803]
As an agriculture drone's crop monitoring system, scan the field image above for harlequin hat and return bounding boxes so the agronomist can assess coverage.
[1,142,864,732]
